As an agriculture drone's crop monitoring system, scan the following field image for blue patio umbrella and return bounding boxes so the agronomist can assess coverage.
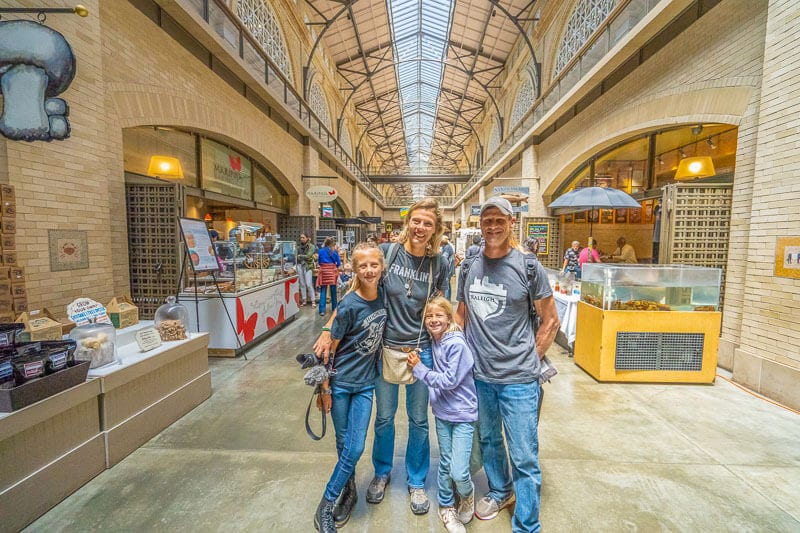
[548,186,641,236]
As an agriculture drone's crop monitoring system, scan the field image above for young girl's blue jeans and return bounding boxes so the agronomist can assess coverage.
[324,383,374,502]
[435,419,475,507]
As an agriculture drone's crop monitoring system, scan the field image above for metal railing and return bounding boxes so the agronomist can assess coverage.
[183,0,384,203]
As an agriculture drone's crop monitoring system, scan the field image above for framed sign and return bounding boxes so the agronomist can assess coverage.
[629,206,642,224]
[562,213,573,224]
[573,211,586,223]
[643,200,654,223]
[526,222,550,256]
[615,209,627,223]
[601,209,614,224]
[775,237,800,279]
[178,217,220,273]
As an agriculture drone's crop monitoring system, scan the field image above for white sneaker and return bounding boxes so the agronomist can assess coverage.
[457,490,474,524]
[438,507,466,533]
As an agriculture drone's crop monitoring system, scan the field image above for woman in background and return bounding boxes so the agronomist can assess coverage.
[317,237,341,316]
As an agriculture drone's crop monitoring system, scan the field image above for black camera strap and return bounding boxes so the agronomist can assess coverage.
[305,387,327,441]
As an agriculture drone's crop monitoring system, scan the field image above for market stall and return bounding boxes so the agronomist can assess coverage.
[182,237,299,356]
[574,264,722,383]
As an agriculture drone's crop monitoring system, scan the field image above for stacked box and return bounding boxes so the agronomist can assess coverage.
[0,185,22,322]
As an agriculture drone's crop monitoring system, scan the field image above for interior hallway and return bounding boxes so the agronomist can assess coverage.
[27,307,800,532]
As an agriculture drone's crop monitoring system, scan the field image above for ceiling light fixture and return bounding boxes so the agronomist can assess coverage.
[147,155,184,179]
[707,137,717,149]
[674,156,716,180]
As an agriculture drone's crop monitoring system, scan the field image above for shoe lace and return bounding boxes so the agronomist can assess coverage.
[442,507,458,523]
[321,503,336,529]
[410,488,426,501]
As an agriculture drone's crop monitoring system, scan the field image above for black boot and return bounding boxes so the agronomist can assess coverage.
[333,476,357,527]
[314,497,337,532]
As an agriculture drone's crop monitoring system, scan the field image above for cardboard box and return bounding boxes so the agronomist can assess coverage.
[1,234,14,249]
[10,284,24,298]
[13,298,28,314]
[1,218,15,234]
[0,312,14,322]
[0,266,9,279]
[15,309,62,341]
[2,201,15,218]
[0,184,14,201]
[106,296,139,329]
[0,361,90,412]
[9,266,23,281]
[0,279,10,294]
[2,251,16,265]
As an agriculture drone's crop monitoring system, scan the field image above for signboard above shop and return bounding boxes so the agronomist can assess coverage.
[470,205,481,216]
[493,186,530,195]
[306,185,338,202]
[201,138,252,201]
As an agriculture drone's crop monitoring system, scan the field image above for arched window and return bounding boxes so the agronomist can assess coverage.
[339,125,353,158]
[510,75,535,130]
[487,121,501,157]
[554,0,616,76]
[307,82,331,132]
[236,0,294,83]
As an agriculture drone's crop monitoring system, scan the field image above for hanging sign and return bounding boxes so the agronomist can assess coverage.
[321,206,334,218]
[67,298,111,326]
[493,186,530,195]
[306,185,338,202]
[399,207,410,218]
[470,205,481,216]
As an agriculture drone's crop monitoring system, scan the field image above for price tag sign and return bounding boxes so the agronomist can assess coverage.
[135,327,162,352]
[67,298,111,326]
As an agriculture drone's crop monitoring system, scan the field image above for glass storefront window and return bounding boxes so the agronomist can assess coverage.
[122,127,198,187]
[253,163,287,209]
[201,138,252,201]
[595,137,648,193]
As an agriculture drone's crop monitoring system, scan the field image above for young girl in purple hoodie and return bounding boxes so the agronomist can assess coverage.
[407,296,478,533]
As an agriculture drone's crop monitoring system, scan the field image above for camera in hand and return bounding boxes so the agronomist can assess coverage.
[296,353,319,369]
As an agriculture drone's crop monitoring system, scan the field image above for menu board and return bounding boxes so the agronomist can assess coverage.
[526,222,550,255]
[179,217,220,273]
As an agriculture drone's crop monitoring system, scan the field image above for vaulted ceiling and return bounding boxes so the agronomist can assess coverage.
[304,0,539,197]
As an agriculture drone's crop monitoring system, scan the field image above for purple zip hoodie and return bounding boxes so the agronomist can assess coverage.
[412,330,478,423]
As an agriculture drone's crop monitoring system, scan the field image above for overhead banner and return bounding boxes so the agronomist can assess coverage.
[201,138,252,200]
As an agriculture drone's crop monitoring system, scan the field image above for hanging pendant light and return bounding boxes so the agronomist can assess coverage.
[674,156,716,180]
[147,155,184,179]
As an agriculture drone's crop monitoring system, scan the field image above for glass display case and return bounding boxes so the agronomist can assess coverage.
[183,237,296,294]
[580,264,721,312]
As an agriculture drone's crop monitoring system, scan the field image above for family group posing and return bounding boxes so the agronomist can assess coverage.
[311,196,559,533]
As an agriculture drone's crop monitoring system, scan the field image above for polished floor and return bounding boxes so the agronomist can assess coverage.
[27,307,800,532]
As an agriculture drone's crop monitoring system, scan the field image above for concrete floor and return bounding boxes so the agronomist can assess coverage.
[27,308,800,532]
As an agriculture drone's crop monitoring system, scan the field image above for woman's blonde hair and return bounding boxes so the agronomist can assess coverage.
[425,296,462,334]
[398,197,444,256]
[347,242,384,295]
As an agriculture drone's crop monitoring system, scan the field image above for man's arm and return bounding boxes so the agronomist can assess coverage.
[455,301,466,329]
[533,295,559,360]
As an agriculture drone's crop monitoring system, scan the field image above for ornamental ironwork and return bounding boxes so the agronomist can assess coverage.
[554,0,616,76]
[236,0,294,83]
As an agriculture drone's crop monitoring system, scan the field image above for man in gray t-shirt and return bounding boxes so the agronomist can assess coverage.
[456,196,558,532]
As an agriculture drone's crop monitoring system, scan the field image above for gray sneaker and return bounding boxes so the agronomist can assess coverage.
[474,493,515,521]
[409,487,430,515]
[366,475,390,504]
[457,490,474,524]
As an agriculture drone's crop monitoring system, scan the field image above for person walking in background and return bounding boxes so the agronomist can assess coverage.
[440,235,456,300]
[578,237,601,273]
[317,237,341,316]
[562,241,581,278]
[315,198,448,516]
[408,296,478,533]
[313,244,387,532]
[457,196,559,533]
[524,237,540,256]
[297,233,318,308]
[466,235,481,258]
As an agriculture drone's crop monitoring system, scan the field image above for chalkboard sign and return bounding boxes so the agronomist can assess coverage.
[526,222,550,255]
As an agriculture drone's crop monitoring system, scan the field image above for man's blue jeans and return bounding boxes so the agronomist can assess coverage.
[475,379,542,533]
[434,419,474,507]
[319,284,337,314]
[372,347,432,489]
[324,384,374,502]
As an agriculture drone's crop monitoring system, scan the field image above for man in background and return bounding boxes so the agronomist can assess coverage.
[610,237,637,263]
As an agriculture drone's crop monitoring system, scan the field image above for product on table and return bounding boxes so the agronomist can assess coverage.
[11,353,46,384]
[74,333,116,368]
[0,356,14,389]
[157,319,187,341]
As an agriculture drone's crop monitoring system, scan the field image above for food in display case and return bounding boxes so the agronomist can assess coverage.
[580,264,721,312]
[69,321,119,368]
[155,296,189,341]
[183,236,296,294]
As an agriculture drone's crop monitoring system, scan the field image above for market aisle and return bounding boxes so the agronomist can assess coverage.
[27,307,800,532]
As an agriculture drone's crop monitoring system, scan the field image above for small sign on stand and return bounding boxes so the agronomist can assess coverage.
[135,327,162,352]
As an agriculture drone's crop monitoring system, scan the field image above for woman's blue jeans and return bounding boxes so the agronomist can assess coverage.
[324,384,374,502]
[319,284,337,314]
[475,379,542,533]
[435,419,474,507]
[372,347,432,489]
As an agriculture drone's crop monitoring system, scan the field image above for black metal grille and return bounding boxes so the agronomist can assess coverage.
[615,332,704,371]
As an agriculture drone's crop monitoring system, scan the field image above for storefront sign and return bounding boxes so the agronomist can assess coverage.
[321,206,334,218]
[201,138,252,200]
[470,205,481,216]
[385,223,393,232]
[67,298,111,326]
[493,186,530,195]
[306,185,338,202]
[179,218,219,273]
[526,222,550,256]
[399,207,410,218]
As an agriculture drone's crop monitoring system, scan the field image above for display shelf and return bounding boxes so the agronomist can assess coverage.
[0,378,105,532]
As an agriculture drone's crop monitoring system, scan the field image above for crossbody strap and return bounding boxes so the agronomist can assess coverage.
[305,387,326,441]
[415,260,433,350]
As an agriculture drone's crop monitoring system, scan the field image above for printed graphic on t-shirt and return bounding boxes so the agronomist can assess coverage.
[355,308,387,356]
[468,276,507,320]
[389,262,430,284]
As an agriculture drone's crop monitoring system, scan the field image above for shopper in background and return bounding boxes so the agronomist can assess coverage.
[524,237,540,256]
[317,237,341,316]
[366,234,378,246]
[609,237,637,263]
[466,235,481,258]
[562,241,581,278]
[456,196,559,533]
[578,237,601,274]
[315,198,448,516]
[313,244,387,532]
[408,296,478,533]
[297,233,317,308]
[389,230,401,243]
[338,263,353,294]
[440,235,456,300]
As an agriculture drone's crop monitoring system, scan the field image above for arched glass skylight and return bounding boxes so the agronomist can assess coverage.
[554,0,617,76]
[487,121,501,157]
[308,82,332,132]
[510,76,535,130]
[387,0,455,175]
[340,126,353,158]
[237,0,294,83]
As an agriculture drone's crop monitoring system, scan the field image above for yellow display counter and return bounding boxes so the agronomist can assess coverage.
[573,301,721,383]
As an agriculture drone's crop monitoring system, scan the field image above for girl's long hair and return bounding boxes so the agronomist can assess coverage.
[398,197,444,257]
[425,296,462,334]
[347,242,385,296]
